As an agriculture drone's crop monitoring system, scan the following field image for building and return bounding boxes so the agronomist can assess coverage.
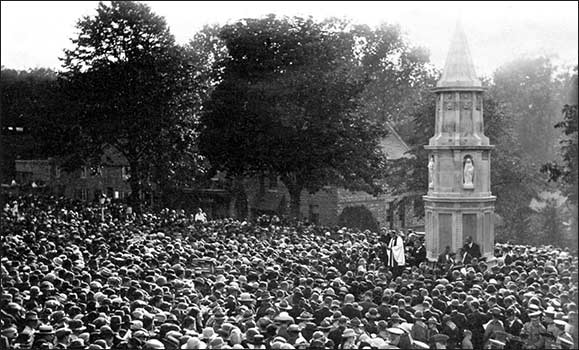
[13,145,131,202]
[240,123,424,230]
[423,22,496,261]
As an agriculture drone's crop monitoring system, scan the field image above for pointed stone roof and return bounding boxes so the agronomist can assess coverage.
[437,21,481,88]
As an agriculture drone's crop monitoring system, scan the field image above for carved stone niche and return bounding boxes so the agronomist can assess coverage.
[461,92,472,110]
[475,93,482,111]
[463,155,474,189]
[444,92,455,110]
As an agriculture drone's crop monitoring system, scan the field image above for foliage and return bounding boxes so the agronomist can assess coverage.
[527,191,573,247]
[59,1,205,209]
[0,68,69,182]
[541,101,578,206]
[338,205,380,233]
[199,15,390,218]
[491,57,569,164]
[351,23,437,138]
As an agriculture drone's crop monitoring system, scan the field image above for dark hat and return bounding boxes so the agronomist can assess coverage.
[25,311,39,321]
[69,338,87,350]
[69,319,87,332]
[365,308,380,320]
[318,320,332,331]
[275,300,292,311]
[55,327,72,338]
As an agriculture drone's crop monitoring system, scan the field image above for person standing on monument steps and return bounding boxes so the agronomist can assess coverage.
[462,236,481,264]
[387,230,406,277]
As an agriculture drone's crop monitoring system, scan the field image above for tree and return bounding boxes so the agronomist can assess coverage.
[59,1,204,210]
[492,57,569,164]
[338,206,380,233]
[352,23,437,139]
[541,72,578,206]
[199,15,388,219]
[0,67,67,182]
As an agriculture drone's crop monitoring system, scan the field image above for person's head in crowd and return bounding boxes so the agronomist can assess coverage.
[2,194,579,350]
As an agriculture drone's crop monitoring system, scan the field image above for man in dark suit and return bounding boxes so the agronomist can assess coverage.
[412,236,427,267]
[466,300,488,349]
[504,308,524,350]
[462,236,481,264]
[450,309,467,334]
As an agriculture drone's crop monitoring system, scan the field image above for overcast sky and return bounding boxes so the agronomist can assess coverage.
[1,1,577,76]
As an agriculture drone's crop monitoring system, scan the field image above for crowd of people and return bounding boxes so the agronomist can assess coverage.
[1,194,578,349]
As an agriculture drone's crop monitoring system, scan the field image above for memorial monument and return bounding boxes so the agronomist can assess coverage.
[423,22,496,261]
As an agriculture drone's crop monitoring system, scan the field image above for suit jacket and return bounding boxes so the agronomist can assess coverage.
[464,242,482,260]
[413,245,427,266]
[313,306,333,324]
[437,253,453,266]
[504,318,524,337]
[340,305,362,320]
[451,312,468,331]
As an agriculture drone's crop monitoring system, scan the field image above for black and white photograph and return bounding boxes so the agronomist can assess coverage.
[1,1,578,349]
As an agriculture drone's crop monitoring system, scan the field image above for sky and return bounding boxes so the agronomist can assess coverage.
[1,1,578,77]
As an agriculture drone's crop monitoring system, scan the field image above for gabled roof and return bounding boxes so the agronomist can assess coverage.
[380,123,411,160]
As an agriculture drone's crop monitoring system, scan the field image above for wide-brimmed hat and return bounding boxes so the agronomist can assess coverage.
[297,311,314,321]
[238,293,254,303]
[200,327,215,340]
[275,300,292,311]
[288,324,300,333]
[208,337,225,348]
[342,328,356,338]
[274,312,294,323]
[258,291,274,301]
[387,327,404,336]
[431,334,449,344]
[317,320,332,331]
[36,325,55,336]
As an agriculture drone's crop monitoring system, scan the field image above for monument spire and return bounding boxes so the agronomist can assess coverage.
[424,22,495,264]
[437,21,481,88]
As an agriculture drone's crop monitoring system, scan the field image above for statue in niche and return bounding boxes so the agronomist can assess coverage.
[428,156,435,188]
[463,156,474,188]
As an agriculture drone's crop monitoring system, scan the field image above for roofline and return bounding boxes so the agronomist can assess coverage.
[385,122,410,153]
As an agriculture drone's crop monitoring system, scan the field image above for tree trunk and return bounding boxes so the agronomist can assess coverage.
[128,161,143,214]
[288,185,302,220]
[281,174,303,221]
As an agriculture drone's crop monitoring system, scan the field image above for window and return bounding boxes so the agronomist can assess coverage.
[81,167,88,179]
[55,166,61,179]
[386,204,393,224]
[77,188,88,201]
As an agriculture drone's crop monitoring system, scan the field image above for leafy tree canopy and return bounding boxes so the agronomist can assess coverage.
[59,1,205,208]
[199,15,399,218]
